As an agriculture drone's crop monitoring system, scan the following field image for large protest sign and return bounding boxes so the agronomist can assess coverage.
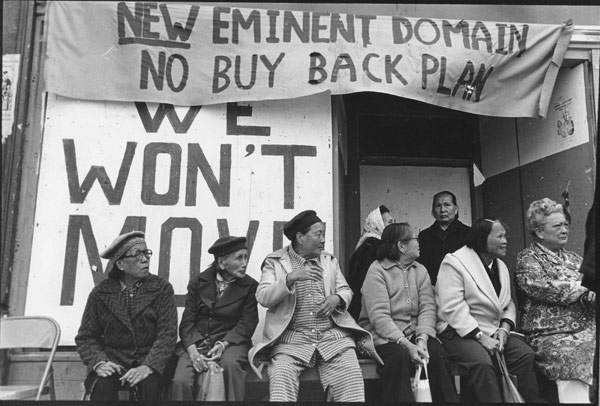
[44,2,573,118]
[25,93,333,344]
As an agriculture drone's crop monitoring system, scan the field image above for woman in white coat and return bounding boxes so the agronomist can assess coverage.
[435,218,545,403]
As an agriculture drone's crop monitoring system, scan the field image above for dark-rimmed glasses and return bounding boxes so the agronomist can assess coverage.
[402,237,419,243]
[120,249,153,261]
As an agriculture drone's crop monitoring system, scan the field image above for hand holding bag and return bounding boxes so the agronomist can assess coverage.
[411,362,433,402]
[195,360,226,401]
[495,352,525,403]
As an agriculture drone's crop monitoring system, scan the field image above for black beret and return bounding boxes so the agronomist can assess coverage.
[100,231,145,261]
[283,210,322,241]
[208,236,247,258]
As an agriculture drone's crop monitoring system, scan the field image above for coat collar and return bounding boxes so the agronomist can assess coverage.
[431,218,465,234]
[96,275,163,331]
[453,247,508,311]
[379,258,417,271]
[197,264,255,309]
[265,245,334,268]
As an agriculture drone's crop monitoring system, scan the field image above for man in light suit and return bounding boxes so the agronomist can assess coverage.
[248,210,382,402]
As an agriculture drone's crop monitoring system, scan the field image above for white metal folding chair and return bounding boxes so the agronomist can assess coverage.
[0,316,61,400]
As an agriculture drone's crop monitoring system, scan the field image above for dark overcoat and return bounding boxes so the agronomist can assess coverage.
[347,236,381,320]
[418,219,470,285]
[177,263,259,354]
[75,274,178,375]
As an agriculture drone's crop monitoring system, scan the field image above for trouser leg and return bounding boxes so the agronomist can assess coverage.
[170,353,195,400]
[268,353,306,401]
[219,343,250,401]
[85,373,120,401]
[375,342,414,402]
[318,348,365,402]
[427,338,460,402]
[136,373,162,400]
[440,333,502,402]
[503,335,546,403]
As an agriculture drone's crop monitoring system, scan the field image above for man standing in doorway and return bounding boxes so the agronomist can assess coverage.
[418,191,470,285]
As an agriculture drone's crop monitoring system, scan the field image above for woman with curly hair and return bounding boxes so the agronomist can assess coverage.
[516,198,596,403]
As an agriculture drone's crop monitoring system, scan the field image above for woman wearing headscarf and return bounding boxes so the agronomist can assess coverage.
[435,218,545,403]
[347,205,395,319]
[359,223,458,402]
[76,231,178,401]
[516,198,595,403]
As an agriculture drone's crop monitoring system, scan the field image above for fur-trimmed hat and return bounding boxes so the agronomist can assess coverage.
[283,210,322,241]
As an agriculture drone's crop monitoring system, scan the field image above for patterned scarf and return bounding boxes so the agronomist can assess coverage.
[120,279,143,317]
[355,206,386,249]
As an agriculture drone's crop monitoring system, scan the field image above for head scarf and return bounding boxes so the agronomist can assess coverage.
[355,206,387,249]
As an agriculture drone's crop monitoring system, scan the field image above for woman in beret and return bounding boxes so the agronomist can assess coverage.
[171,236,259,401]
[516,198,595,403]
[359,222,458,402]
[76,231,178,400]
[249,209,382,402]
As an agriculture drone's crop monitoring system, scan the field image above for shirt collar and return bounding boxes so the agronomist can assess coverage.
[288,245,321,267]
[380,258,417,271]
[532,241,567,263]
[120,279,143,291]
[434,218,461,232]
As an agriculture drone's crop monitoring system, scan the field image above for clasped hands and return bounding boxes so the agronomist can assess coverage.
[479,326,510,354]
[94,361,152,387]
[398,336,430,365]
[187,342,227,373]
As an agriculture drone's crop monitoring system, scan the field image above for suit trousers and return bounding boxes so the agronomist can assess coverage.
[375,338,459,403]
[440,333,545,403]
[170,343,250,401]
[84,371,163,400]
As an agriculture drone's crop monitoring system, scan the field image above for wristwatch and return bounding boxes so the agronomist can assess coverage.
[475,331,484,341]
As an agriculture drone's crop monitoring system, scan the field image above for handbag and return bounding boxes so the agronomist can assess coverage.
[195,360,226,401]
[410,362,433,402]
[495,352,525,403]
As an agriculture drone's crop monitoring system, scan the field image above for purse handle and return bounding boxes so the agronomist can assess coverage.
[414,360,429,381]
[495,352,508,375]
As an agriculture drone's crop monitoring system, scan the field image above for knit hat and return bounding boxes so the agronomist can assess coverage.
[100,231,146,278]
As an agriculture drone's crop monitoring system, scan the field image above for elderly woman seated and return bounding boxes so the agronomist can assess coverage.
[171,236,259,401]
[516,198,596,403]
[359,222,458,403]
[435,218,545,403]
[76,231,178,400]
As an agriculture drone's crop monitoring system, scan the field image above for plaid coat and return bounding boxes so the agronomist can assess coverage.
[75,274,178,375]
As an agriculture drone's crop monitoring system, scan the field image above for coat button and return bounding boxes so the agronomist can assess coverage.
[407,299,411,303]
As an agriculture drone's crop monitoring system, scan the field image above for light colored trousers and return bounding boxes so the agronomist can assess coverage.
[267,348,364,402]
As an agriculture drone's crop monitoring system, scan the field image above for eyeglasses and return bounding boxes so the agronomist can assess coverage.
[402,237,419,242]
[120,249,153,261]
